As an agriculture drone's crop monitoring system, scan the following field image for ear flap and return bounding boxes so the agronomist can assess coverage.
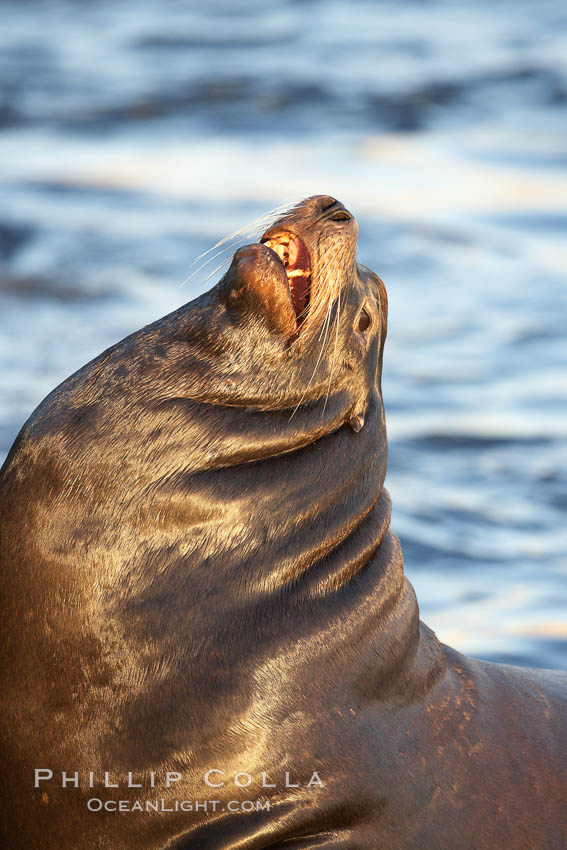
[376,274,388,363]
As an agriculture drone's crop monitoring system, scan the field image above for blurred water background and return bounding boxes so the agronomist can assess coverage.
[1,0,566,669]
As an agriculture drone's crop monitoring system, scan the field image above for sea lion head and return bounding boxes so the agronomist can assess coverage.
[219,193,388,426]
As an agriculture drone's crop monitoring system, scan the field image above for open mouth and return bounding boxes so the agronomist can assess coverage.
[261,232,312,325]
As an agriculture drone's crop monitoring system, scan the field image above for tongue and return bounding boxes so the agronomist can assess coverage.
[287,237,300,266]
[285,237,311,320]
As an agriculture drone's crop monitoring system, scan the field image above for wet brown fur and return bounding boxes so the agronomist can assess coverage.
[0,196,565,849]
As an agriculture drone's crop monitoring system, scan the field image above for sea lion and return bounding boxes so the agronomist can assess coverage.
[0,195,565,849]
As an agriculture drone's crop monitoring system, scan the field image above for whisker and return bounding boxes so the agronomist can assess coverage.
[322,282,342,416]
[181,243,238,288]
[292,264,338,399]
[192,202,293,265]
[200,258,235,288]
[288,289,336,421]
[181,201,298,289]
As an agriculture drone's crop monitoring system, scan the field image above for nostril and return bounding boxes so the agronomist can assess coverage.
[319,195,338,211]
[330,209,352,222]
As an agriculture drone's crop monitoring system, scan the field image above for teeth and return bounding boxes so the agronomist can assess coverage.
[263,233,311,321]
[265,239,288,265]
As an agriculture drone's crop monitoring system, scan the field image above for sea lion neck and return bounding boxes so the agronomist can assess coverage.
[133,380,444,703]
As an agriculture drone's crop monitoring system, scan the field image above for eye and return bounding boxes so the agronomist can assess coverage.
[357,308,371,333]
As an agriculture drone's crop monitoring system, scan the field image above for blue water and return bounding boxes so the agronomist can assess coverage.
[1,0,566,669]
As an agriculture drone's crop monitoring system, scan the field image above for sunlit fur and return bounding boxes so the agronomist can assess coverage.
[0,196,564,850]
